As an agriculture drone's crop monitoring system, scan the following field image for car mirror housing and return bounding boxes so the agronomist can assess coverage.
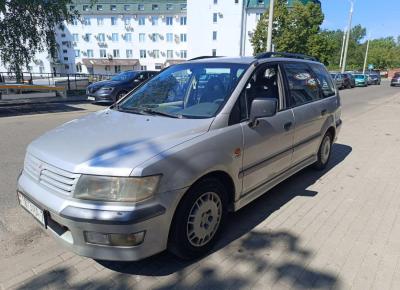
[249,98,278,127]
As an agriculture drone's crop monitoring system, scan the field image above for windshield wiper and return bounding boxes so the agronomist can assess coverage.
[115,106,147,115]
[140,108,181,118]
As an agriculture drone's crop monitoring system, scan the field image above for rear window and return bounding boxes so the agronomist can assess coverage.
[354,75,365,79]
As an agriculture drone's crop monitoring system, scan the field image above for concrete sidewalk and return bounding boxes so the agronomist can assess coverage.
[1,92,400,290]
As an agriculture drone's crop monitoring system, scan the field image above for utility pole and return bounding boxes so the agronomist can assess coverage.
[362,39,370,74]
[266,0,275,52]
[339,28,347,68]
[341,0,354,73]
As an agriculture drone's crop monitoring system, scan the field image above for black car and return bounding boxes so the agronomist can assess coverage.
[391,72,400,87]
[342,73,355,89]
[87,70,158,103]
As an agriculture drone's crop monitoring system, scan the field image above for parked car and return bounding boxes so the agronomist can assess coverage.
[342,73,355,89]
[367,73,381,85]
[86,70,158,103]
[330,73,344,89]
[390,72,400,87]
[353,74,368,87]
[17,53,342,261]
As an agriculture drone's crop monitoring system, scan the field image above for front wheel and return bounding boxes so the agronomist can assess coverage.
[168,178,228,260]
[313,133,332,170]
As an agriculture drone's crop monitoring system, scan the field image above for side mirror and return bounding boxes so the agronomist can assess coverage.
[249,98,278,127]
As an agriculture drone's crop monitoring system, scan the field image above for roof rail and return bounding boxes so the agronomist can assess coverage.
[255,52,318,62]
[188,56,223,61]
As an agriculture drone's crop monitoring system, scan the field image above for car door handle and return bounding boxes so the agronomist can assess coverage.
[284,122,293,131]
[321,109,328,116]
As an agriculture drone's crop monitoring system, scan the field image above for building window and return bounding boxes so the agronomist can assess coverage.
[138,17,145,25]
[111,17,117,25]
[87,49,94,58]
[124,17,131,25]
[180,3,187,10]
[84,33,91,41]
[213,13,218,23]
[69,5,75,11]
[180,50,187,59]
[166,33,173,42]
[112,33,119,42]
[76,63,82,72]
[83,5,89,11]
[166,3,173,10]
[235,0,239,3]
[140,50,147,58]
[126,49,133,58]
[124,5,130,11]
[97,17,104,25]
[83,17,91,25]
[152,16,158,26]
[72,33,79,42]
[214,0,218,4]
[152,4,159,10]
[64,56,69,61]
[212,49,217,56]
[125,33,132,42]
[62,49,67,54]
[139,33,145,42]
[152,33,158,42]
[180,16,187,25]
[61,33,66,38]
[115,65,121,73]
[166,16,173,25]
[138,4,144,11]
[180,33,187,42]
[98,33,105,42]
[72,18,78,26]
[100,49,107,58]
[213,31,217,40]
[105,65,110,71]
[113,49,120,58]
[64,64,70,70]
[155,64,163,70]
[141,65,147,70]
[97,5,103,11]
[153,50,160,58]
[75,50,80,57]
[167,50,173,59]
[110,4,117,11]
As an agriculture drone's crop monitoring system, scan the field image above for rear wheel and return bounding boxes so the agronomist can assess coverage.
[168,178,228,260]
[313,133,332,170]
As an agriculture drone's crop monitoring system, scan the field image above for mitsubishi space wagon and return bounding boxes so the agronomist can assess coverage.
[17,52,342,261]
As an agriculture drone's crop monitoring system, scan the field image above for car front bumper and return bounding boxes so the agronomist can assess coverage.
[86,90,116,103]
[17,171,186,261]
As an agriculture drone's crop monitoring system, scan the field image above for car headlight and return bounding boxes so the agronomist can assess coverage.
[74,175,161,202]
[99,87,114,91]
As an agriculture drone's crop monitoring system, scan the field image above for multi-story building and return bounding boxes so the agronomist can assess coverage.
[0,0,320,75]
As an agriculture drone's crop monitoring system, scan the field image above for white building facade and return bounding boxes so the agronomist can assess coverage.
[0,0,320,75]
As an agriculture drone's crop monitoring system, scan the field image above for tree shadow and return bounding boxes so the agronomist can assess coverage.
[0,102,86,117]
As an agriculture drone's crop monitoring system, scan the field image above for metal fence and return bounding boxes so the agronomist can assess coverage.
[0,71,113,92]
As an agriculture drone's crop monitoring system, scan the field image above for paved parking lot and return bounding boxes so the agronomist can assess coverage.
[1,83,400,289]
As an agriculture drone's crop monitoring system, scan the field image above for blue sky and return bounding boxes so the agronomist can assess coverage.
[321,0,399,40]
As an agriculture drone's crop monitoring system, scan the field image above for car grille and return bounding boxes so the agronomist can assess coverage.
[24,153,80,196]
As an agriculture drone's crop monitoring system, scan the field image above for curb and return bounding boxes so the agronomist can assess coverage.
[0,97,90,107]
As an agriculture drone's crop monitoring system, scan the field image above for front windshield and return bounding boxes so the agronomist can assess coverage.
[354,75,364,79]
[111,71,138,81]
[117,63,248,118]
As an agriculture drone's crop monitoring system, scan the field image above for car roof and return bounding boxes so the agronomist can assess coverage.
[187,56,323,66]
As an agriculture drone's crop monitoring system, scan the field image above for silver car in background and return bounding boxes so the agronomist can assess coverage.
[330,73,344,89]
[17,53,342,261]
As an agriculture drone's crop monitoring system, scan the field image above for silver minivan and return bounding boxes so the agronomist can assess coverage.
[17,53,342,261]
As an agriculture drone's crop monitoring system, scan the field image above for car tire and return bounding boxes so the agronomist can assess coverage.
[168,177,228,260]
[313,133,333,171]
[115,91,127,102]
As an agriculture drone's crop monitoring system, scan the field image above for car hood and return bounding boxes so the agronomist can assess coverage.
[88,80,124,89]
[27,109,213,176]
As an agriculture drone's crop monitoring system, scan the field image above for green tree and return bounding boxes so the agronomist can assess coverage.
[251,0,328,63]
[0,0,83,82]
[367,37,400,70]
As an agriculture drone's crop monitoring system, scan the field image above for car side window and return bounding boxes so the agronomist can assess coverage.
[138,73,146,80]
[283,63,321,107]
[310,64,336,98]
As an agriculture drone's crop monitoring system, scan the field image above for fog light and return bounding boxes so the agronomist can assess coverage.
[84,231,145,247]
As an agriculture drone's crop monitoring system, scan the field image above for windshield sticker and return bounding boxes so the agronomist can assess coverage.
[294,73,311,80]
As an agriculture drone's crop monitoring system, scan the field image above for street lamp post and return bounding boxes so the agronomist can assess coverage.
[363,39,370,75]
[341,0,354,73]
[339,28,347,68]
[266,0,275,52]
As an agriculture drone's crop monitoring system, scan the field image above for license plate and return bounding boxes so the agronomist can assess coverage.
[18,192,45,226]
[87,96,95,101]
